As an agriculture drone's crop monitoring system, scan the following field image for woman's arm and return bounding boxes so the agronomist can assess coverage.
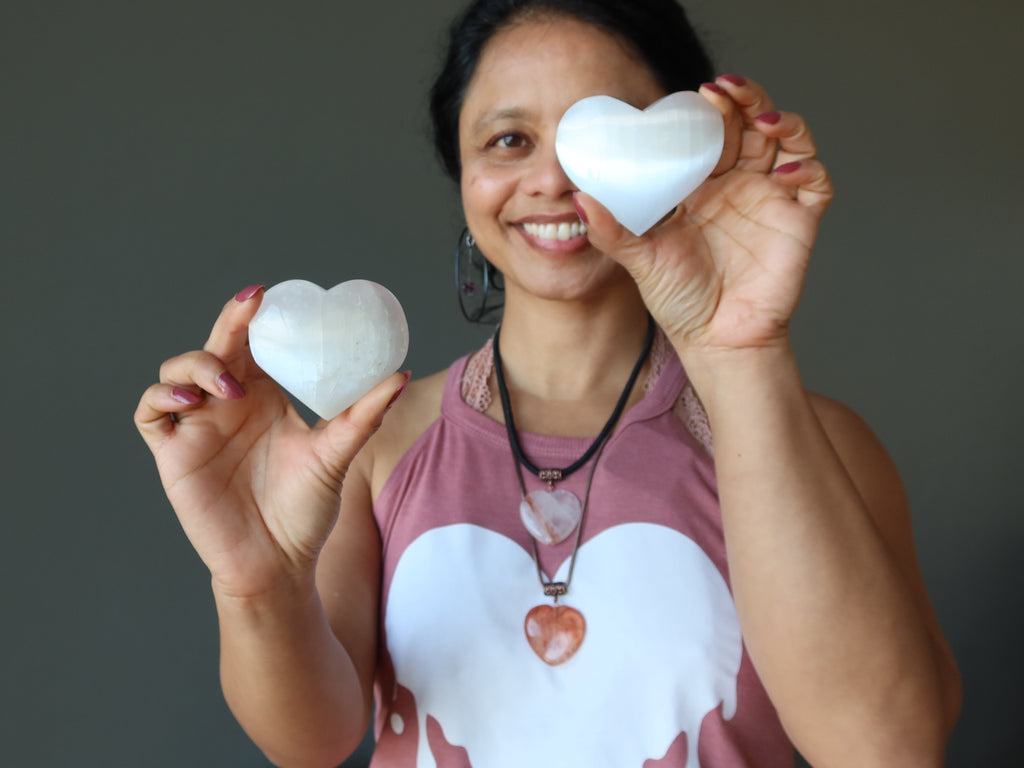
[576,73,961,765]
[684,344,960,766]
[216,545,376,768]
[136,288,407,768]
[215,460,383,768]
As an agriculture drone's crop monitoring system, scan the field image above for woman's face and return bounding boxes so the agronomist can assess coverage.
[458,15,666,305]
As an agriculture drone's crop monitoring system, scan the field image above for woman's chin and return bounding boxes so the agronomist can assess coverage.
[504,262,636,307]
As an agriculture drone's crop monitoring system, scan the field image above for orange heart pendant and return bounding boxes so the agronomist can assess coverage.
[524,604,586,665]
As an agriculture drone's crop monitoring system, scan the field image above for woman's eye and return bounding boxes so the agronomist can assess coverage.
[492,133,526,149]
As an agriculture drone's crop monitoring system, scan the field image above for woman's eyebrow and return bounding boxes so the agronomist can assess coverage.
[468,107,530,134]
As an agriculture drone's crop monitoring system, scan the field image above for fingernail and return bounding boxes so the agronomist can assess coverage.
[700,82,727,95]
[386,372,412,410]
[572,192,590,225]
[235,284,264,302]
[172,387,203,405]
[774,161,802,174]
[755,111,781,125]
[217,371,245,399]
[719,74,747,87]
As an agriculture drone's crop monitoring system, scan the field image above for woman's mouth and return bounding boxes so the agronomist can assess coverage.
[517,218,591,255]
[521,220,588,241]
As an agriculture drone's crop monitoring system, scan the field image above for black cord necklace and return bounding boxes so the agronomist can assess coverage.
[492,315,656,666]
[493,314,656,485]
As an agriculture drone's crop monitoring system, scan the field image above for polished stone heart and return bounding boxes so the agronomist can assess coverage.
[525,604,586,666]
[555,91,724,236]
[248,279,408,420]
[520,489,582,546]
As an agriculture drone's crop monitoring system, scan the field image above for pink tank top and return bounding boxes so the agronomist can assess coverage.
[370,345,793,768]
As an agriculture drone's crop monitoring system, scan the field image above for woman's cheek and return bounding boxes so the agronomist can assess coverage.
[462,167,519,217]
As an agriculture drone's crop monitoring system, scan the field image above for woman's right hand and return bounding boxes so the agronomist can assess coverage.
[135,285,410,600]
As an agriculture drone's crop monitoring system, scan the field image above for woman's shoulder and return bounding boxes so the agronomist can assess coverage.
[365,364,453,498]
[806,392,907,517]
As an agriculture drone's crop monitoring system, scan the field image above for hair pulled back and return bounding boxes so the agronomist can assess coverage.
[429,0,715,182]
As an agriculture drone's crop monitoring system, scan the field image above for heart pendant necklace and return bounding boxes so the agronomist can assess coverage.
[493,316,655,665]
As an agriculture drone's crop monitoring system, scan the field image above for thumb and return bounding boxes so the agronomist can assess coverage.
[574,190,656,277]
[574,190,627,248]
[312,370,411,482]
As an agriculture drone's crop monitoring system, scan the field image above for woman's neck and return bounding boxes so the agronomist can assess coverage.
[490,288,652,435]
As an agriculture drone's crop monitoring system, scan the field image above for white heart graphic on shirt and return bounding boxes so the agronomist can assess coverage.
[385,522,741,768]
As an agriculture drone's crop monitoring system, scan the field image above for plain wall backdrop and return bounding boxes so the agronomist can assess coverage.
[1,1,1020,765]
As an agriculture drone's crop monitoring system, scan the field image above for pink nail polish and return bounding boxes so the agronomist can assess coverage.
[719,74,747,87]
[701,82,727,95]
[172,387,203,405]
[235,284,264,302]
[774,161,802,174]
[217,372,245,399]
[386,372,412,410]
[755,112,781,125]
[572,193,590,225]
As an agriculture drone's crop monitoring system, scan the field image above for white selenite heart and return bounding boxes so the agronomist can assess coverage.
[555,91,725,236]
[248,279,408,420]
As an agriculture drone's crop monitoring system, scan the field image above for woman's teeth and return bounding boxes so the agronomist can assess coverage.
[522,221,588,241]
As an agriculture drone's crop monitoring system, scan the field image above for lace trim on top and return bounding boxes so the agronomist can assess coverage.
[460,337,496,414]
[459,328,713,457]
[679,383,714,459]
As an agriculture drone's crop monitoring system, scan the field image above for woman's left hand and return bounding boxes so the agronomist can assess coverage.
[577,75,833,357]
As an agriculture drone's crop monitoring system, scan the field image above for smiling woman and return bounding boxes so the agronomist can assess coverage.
[456,16,669,305]
[135,0,962,766]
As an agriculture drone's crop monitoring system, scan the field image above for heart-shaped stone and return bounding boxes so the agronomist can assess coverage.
[248,279,408,420]
[555,91,724,236]
[524,604,586,666]
[520,489,582,546]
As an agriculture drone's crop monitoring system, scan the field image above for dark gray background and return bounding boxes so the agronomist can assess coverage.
[1,1,1019,765]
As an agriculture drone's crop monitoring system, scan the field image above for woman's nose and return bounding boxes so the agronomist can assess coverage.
[522,144,576,198]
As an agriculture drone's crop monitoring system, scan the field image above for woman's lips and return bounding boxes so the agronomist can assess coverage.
[522,220,588,241]
[516,219,590,254]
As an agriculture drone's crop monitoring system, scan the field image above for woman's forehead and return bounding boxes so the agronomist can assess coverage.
[460,16,663,126]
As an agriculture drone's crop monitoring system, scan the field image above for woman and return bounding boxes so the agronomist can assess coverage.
[135,0,962,765]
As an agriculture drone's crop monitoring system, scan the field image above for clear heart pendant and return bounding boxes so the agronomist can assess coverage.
[520,489,583,546]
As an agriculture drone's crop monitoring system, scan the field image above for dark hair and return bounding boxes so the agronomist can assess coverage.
[429,0,715,182]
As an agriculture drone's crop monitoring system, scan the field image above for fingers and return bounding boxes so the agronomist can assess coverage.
[773,158,834,216]
[135,350,249,444]
[754,109,832,212]
[710,74,779,173]
[203,284,265,362]
[136,284,263,446]
[753,109,819,165]
[699,82,742,174]
[160,349,248,399]
[135,383,206,443]
[716,73,777,120]
[703,75,833,212]
[312,371,412,484]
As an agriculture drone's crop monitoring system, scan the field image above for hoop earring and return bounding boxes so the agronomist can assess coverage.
[455,227,504,324]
